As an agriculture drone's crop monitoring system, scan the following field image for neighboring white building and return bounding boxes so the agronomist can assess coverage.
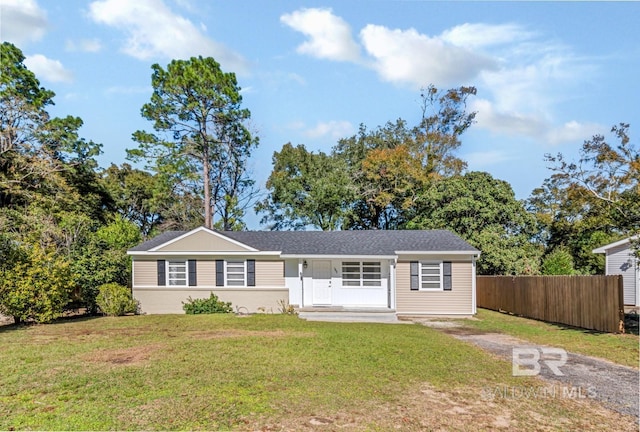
[593,236,639,306]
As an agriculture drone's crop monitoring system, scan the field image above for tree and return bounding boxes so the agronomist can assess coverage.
[102,163,165,237]
[257,143,355,230]
[407,171,541,275]
[1,42,108,221]
[0,243,77,324]
[129,56,258,230]
[0,42,54,157]
[530,123,639,273]
[333,85,476,229]
[545,123,638,230]
[415,84,476,178]
[72,215,141,311]
[541,246,577,275]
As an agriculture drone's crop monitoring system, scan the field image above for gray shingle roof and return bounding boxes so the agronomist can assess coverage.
[129,228,479,255]
[128,231,187,251]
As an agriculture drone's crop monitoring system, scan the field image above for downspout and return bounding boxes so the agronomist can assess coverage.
[472,254,477,315]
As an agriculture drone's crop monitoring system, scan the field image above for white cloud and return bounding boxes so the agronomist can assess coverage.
[545,121,603,145]
[472,99,604,145]
[465,150,515,168]
[0,0,48,45]
[441,23,533,49]
[360,24,496,88]
[281,8,361,62]
[88,0,248,74]
[281,9,600,145]
[472,98,546,138]
[65,38,103,53]
[304,120,354,140]
[24,54,73,83]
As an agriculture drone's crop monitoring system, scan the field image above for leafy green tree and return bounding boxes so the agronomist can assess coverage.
[0,244,77,324]
[334,85,476,229]
[257,143,355,230]
[129,56,258,230]
[73,215,141,311]
[102,163,165,237]
[530,123,638,273]
[407,171,541,275]
[541,247,577,275]
[334,120,414,229]
[1,43,107,218]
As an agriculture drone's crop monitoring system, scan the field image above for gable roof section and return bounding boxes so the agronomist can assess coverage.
[129,230,186,252]
[129,228,479,256]
[128,227,258,253]
[593,235,638,254]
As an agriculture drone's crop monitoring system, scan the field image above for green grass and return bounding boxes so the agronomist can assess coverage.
[462,309,639,369]
[0,314,636,430]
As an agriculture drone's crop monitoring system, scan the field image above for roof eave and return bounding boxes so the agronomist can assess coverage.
[395,250,481,256]
[592,235,638,254]
[127,251,282,256]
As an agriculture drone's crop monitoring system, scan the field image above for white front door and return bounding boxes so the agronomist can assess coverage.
[312,260,332,305]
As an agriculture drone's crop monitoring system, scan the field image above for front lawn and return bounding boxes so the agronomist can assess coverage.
[0,314,635,430]
[463,309,639,369]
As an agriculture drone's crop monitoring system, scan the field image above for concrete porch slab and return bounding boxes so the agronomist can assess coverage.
[297,308,404,323]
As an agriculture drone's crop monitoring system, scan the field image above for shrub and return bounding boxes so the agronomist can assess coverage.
[0,244,76,324]
[182,293,232,314]
[541,247,577,275]
[96,283,138,316]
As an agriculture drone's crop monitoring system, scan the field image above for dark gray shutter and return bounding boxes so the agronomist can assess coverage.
[410,261,419,291]
[247,259,255,286]
[157,260,166,286]
[188,259,197,286]
[443,261,452,291]
[216,259,224,286]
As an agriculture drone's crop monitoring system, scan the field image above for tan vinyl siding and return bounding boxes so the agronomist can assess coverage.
[133,288,288,314]
[197,260,216,286]
[396,261,473,315]
[256,260,285,287]
[133,260,157,286]
[156,230,251,252]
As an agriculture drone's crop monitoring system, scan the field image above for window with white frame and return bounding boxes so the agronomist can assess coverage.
[342,261,381,287]
[167,260,187,286]
[420,261,442,290]
[225,260,246,286]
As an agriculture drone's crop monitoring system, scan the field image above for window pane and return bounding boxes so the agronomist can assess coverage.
[167,261,187,285]
[342,261,382,288]
[421,262,441,289]
[226,260,245,286]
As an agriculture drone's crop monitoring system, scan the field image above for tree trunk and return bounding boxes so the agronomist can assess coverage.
[203,145,212,229]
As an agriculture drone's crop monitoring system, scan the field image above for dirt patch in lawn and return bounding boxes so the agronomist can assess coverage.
[83,344,164,366]
[20,326,154,344]
[248,382,637,431]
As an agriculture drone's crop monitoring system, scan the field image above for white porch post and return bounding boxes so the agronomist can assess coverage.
[298,259,304,307]
[389,259,396,310]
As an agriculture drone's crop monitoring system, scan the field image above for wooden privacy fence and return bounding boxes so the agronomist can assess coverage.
[477,275,625,333]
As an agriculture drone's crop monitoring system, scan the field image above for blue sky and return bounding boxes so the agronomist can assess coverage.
[2,0,638,228]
